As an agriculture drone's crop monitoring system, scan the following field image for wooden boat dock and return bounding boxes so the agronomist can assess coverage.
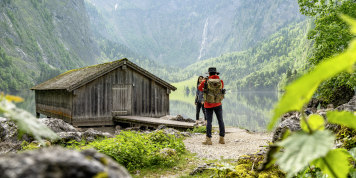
[113,116,195,130]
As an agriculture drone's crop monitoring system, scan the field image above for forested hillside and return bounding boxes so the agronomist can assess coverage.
[297,0,356,105]
[0,0,100,91]
[0,0,312,93]
[85,0,305,67]
[96,37,180,80]
[169,20,313,91]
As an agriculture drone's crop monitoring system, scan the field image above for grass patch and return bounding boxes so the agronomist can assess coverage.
[86,130,185,171]
[188,126,207,133]
[133,151,201,178]
[171,76,199,91]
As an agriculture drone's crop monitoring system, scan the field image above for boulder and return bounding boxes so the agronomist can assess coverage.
[53,132,83,143]
[185,118,196,123]
[160,128,182,138]
[181,132,193,137]
[281,111,299,122]
[82,128,113,142]
[174,115,184,121]
[0,146,132,178]
[115,125,122,131]
[159,148,177,158]
[38,118,78,133]
[0,142,22,155]
[0,118,32,143]
[272,116,301,143]
[170,115,196,123]
[336,95,356,112]
[157,125,167,130]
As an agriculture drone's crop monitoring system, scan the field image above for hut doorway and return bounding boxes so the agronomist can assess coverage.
[112,84,132,116]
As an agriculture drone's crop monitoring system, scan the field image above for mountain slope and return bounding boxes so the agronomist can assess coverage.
[170,19,313,91]
[0,0,100,91]
[85,0,305,67]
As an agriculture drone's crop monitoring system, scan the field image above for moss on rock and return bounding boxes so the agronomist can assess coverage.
[336,125,356,150]
[228,155,285,178]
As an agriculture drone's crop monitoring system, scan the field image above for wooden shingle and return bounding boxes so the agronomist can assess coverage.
[31,58,177,91]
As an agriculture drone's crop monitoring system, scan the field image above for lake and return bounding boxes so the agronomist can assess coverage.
[170,91,280,132]
[7,91,280,132]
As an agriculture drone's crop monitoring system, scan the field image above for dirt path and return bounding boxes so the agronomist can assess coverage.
[184,127,272,160]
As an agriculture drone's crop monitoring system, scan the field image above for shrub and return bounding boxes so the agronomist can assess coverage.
[87,130,185,171]
[188,126,207,133]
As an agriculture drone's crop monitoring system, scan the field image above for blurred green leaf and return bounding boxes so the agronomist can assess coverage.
[327,111,356,130]
[311,149,350,178]
[275,130,334,176]
[340,14,356,35]
[5,95,24,102]
[301,114,325,132]
[348,147,356,160]
[0,95,58,146]
[349,167,356,178]
[268,21,356,130]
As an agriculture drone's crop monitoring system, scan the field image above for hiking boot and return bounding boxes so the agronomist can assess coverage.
[219,136,225,144]
[202,136,212,145]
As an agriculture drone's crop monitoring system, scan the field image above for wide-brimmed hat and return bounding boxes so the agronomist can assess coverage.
[206,67,220,75]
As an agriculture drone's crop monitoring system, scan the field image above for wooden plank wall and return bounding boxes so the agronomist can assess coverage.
[72,65,170,126]
[112,84,132,115]
[35,90,72,123]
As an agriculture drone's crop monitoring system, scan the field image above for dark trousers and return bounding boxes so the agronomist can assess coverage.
[206,105,225,138]
[196,102,206,120]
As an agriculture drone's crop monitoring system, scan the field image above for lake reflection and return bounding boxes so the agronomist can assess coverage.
[5,91,279,131]
[4,91,45,118]
[170,91,280,132]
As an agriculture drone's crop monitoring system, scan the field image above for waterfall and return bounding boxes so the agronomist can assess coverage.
[198,17,209,62]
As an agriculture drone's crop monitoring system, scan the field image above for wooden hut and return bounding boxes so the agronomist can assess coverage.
[31,58,177,127]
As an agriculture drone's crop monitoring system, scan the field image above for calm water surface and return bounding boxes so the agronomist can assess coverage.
[7,91,280,131]
[170,91,280,132]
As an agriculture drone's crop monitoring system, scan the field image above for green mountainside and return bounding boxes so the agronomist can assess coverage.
[169,19,313,91]
[0,0,174,92]
[85,0,305,67]
[0,0,311,92]
[0,0,100,91]
[96,37,180,80]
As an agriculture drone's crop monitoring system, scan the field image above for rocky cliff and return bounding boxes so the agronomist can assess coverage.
[0,0,100,89]
[86,0,305,67]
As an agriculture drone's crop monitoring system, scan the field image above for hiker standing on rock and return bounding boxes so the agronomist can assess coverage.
[198,67,226,145]
[195,76,207,126]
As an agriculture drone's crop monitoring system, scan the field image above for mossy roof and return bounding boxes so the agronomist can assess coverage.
[31,58,177,91]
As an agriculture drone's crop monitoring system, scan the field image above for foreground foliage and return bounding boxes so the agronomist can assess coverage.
[298,0,356,105]
[87,130,185,171]
[264,15,356,178]
[0,93,58,145]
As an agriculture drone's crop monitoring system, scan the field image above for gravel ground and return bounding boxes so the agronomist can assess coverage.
[184,128,272,160]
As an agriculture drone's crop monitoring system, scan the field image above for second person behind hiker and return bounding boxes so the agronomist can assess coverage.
[198,67,226,145]
[195,76,207,125]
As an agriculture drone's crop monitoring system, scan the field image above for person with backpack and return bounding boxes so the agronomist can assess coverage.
[198,67,226,145]
[195,76,207,125]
